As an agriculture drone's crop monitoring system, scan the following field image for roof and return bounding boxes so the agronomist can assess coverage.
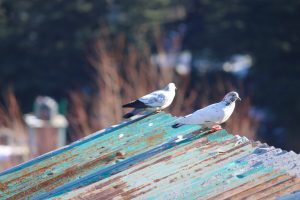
[0,112,300,199]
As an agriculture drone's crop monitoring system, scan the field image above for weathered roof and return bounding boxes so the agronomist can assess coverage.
[1,112,300,200]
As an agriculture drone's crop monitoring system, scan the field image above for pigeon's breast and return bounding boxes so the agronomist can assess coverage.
[212,107,226,123]
[161,91,175,109]
[221,103,236,123]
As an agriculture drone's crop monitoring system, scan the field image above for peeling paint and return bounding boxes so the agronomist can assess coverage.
[0,112,300,200]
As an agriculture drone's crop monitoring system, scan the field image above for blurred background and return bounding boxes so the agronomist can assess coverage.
[0,0,299,171]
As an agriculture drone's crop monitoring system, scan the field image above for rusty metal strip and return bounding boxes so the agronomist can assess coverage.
[32,128,211,199]
[250,177,300,200]
[1,112,204,199]
[52,134,249,199]
[206,169,286,200]
[260,182,300,200]
[239,177,296,199]
[0,112,155,177]
[2,111,300,200]
[227,174,295,200]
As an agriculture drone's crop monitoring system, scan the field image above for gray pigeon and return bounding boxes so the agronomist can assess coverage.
[172,91,241,131]
[123,83,177,118]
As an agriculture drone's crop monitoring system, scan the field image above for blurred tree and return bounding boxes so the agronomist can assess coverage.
[0,0,109,111]
[0,0,299,149]
[0,0,186,111]
[183,0,300,147]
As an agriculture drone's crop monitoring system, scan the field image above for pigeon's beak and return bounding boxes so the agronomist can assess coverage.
[237,97,241,101]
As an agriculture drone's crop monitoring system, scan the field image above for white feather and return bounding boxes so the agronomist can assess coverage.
[138,83,176,109]
[176,91,240,128]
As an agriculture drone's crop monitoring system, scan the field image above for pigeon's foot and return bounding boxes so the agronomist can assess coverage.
[210,125,222,132]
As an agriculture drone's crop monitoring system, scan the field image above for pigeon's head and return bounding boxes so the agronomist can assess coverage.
[165,83,177,91]
[223,91,241,105]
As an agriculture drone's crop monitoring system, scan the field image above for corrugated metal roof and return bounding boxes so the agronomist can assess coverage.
[0,112,300,200]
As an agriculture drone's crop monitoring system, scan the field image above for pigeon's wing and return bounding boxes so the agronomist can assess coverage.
[195,103,225,123]
[139,91,167,107]
[178,103,224,124]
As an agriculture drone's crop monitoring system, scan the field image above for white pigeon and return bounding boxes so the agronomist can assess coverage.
[172,91,241,131]
[122,83,177,118]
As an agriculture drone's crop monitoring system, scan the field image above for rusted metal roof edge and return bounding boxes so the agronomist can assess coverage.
[48,134,269,199]
[53,143,300,200]
[277,189,300,200]
[32,128,212,200]
[51,135,300,200]
[1,112,203,200]
[0,112,155,176]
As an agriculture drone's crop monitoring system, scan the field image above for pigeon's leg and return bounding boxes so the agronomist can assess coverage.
[200,127,210,132]
[210,125,222,132]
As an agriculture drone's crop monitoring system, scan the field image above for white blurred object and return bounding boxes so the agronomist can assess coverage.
[26,96,68,127]
[234,135,250,146]
[24,96,68,157]
[151,51,192,75]
[151,53,176,69]
[0,145,29,161]
[175,135,184,143]
[176,51,192,75]
[223,54,252,78]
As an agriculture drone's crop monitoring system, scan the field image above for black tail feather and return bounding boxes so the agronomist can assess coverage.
[123,112,135,119]
[172,123,183,128]
[122,100,147,109]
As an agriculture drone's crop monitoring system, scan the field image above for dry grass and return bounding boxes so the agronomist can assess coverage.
[67,31,258,139]
[0,87,28,171]
[0,32,258,170]
[0,87,27,145]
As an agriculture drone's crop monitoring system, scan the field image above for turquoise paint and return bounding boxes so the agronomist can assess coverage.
[0,112,150,177]
[54,131,252,199]
[33,127,205,199]
[0,115,148,173]
[193,164,266,197]
[1,111,292,200]
[151,146,253,197]
[192,165,271,199]
[0,112,203,199]
[202,168,285,199]
[236,163,265,179]
[145,144,252,197]
[54,133,291,200]
[133,147,264,199]
[207,128,234,142]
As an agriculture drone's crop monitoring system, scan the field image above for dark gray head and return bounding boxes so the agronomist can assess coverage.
[223,91,241,105]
